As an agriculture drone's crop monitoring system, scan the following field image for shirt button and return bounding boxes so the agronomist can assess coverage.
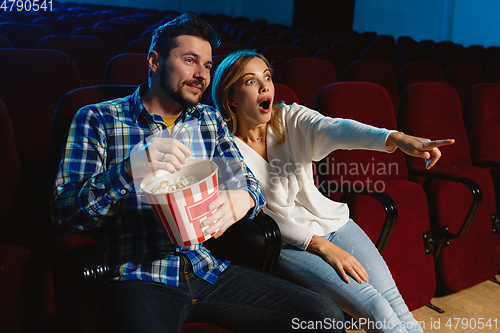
[120,189,127,195]
[175,248,180,252]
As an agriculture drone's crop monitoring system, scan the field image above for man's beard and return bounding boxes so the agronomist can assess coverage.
[160,65,205,109]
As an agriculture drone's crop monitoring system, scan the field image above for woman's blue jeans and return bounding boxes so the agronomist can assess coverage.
[275,220,424,333]
[98,254,344,333]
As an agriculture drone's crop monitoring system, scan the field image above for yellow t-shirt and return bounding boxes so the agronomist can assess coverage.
[162,116,179,135]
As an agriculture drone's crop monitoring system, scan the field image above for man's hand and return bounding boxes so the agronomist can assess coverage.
[387,132,454,169]
[201,190,255,238]
[127,138,192,178]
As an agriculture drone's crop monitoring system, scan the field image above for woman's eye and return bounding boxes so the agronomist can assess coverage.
[245,79,255,85]
[265,75,271,81]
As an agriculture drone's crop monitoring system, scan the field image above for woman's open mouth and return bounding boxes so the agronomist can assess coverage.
[258,98,272,113]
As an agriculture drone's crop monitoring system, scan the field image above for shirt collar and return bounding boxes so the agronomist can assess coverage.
[130,83,149,123]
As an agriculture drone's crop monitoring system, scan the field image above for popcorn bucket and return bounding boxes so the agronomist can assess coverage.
[141,158,219,246]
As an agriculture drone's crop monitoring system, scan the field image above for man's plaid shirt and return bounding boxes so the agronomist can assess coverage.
[51,84,265,286]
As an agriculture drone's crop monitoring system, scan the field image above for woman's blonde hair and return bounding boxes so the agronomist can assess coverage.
[212,50,285,146]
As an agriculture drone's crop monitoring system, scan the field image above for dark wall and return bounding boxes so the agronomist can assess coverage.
[293,0,355,32]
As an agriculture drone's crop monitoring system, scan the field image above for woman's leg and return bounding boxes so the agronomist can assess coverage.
[275,220,423,333]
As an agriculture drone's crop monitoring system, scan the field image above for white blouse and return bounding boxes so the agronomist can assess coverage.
[234,103,396,250]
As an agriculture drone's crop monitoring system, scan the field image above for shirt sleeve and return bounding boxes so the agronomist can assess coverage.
[284,103,397,163]
[50,106,135,234]
[212,110,265,220]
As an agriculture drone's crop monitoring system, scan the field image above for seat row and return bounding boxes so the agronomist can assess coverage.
[314,81,500,311]
[0,19,155,53]
[4,7,499,115]
[0,83,264,332]
[1,6,500,332]
[4,79,500,329]
[1,44,499,314]
[0,6,244,333]
[275,78,500,309]
[1,55,499,333]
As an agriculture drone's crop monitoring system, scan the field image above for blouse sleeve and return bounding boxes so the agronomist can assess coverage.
[283,103,397,162]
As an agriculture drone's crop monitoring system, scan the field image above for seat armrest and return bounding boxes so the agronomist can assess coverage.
[369,192,398,255]
[341,191,398,256]
[63,242,109,333]
[240,212,282,274]
[409,167,483,259]
[39,229,108,333]
[436,178,483,240]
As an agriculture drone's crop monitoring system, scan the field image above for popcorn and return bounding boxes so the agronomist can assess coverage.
[150,175,200,193]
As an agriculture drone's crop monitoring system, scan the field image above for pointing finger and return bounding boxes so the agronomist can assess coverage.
[422,139,455,150]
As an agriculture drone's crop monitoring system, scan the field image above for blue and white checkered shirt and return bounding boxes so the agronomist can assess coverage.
[51,84,265,286]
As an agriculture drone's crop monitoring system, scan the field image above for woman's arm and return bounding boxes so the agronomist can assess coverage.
[386,132,454,169]
[284,104,397,162]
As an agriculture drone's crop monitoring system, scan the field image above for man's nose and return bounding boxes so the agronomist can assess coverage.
[195,64,210,81]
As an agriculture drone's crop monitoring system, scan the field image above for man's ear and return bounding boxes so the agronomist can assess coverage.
[147,50,161,73]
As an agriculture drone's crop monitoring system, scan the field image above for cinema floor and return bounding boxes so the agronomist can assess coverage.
[346,275,500,332]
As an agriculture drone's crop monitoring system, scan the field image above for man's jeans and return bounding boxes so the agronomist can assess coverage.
[98,254,344,332]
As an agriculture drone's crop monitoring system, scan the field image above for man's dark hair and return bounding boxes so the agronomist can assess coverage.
[149,12,220,59]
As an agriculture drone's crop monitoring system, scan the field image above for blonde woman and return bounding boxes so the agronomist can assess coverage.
[212,49,454,333]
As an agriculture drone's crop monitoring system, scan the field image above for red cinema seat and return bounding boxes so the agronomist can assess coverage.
[0,99,21,239]
[248,36,284,53]
[280,58,336,109]
[0,34,12,48]
[262,45,308,81]
[292,38,330,57]
[0,49,81,226]
[398,61,444,93]
[359,48,398,76]
[434,51,465,73]
[445,62,485,104]
[0,22,52,48]
[274,83,299,105]
[72,26,127,56]
[38,35,111,87]
[103,53,148,85]
[485,63,500,83]
[466,52,496,71]
[463,83,500,213]
[33,17,79,35]
[398,82,500,294]
[344,60,399,115]
[1,96,97,333]
[398,50,433,68]
[126,38,151,53]
[315,82,437,311]
[314,47,356,81]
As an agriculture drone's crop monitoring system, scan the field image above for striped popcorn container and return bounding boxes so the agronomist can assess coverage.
[141,159,219,246]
